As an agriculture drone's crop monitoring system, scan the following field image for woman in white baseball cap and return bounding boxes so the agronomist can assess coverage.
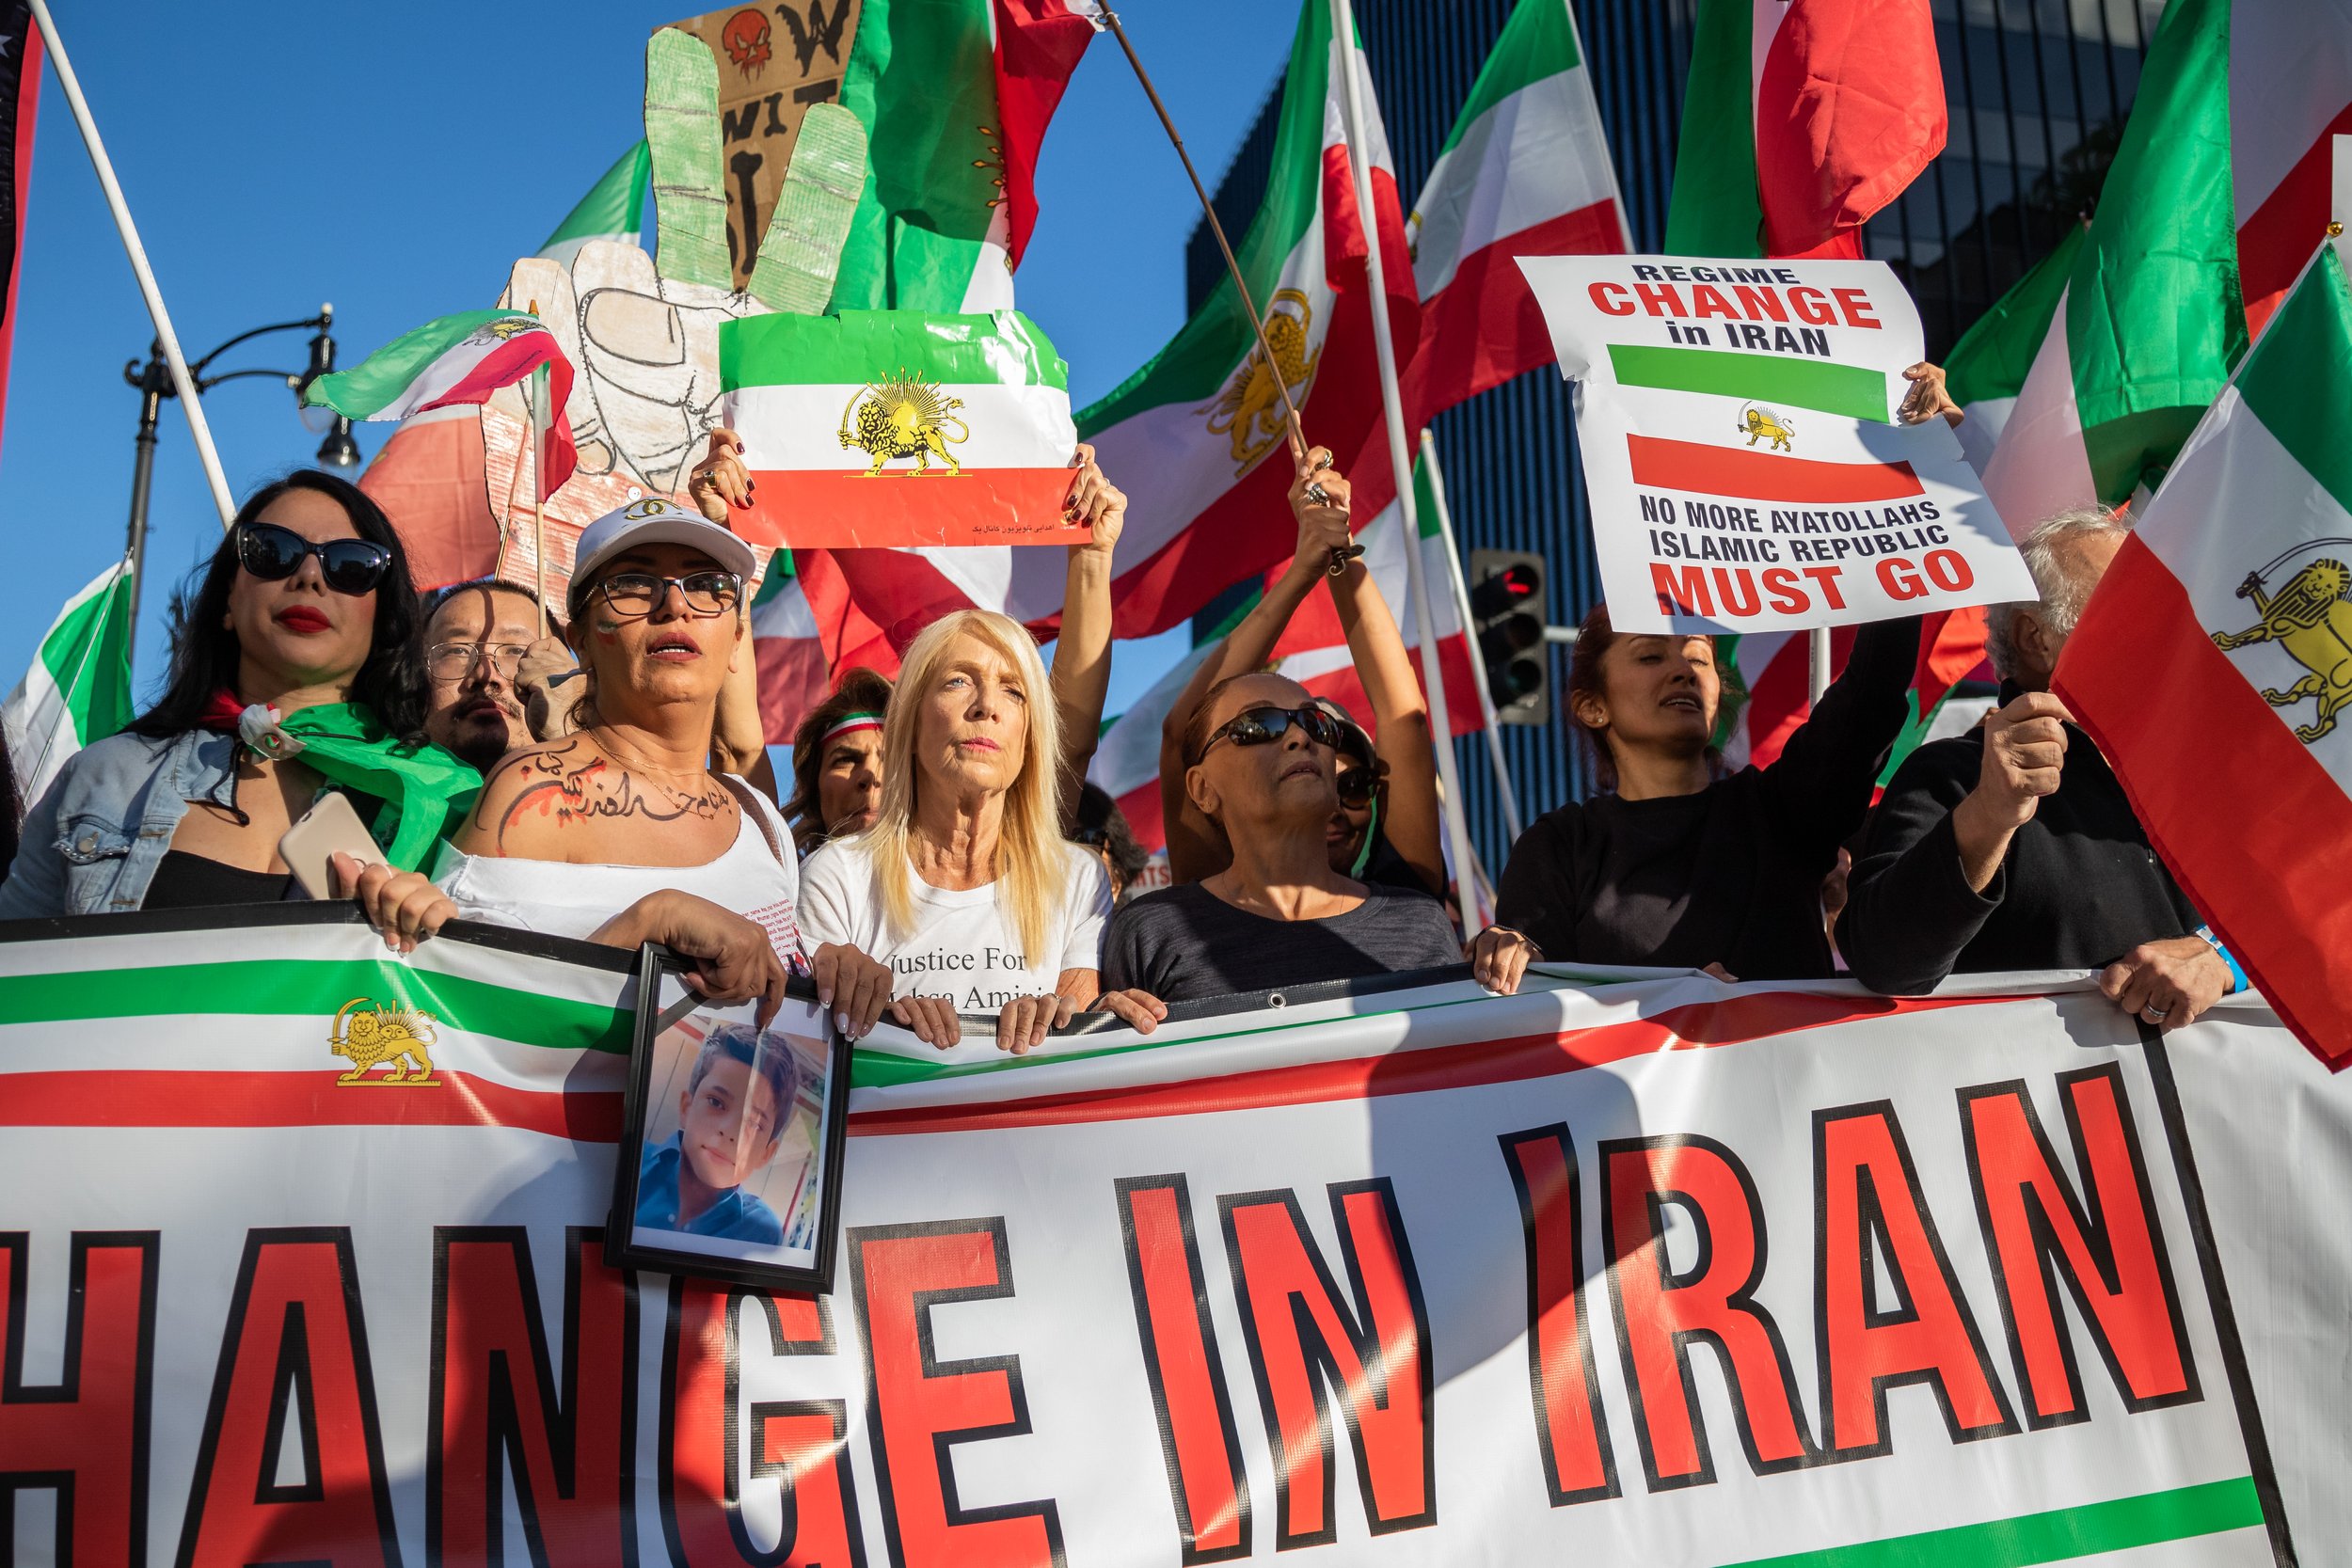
[343,496,895,1037]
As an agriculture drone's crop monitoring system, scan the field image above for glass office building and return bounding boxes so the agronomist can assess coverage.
[1186,0,2164,866]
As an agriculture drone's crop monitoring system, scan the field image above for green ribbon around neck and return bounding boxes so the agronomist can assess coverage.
[275,704,480,871]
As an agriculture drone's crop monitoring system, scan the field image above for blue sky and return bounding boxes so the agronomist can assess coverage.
[0,0,1297,716]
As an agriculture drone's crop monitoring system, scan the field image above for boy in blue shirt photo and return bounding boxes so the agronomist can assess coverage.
[635,1022,801,1246]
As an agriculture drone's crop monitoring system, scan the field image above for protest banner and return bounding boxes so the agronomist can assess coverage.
[722,308,1087,549]
[0,907,2344,1565]
[1518,255,2035,636]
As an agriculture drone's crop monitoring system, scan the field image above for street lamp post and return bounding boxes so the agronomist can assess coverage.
[121,304,358,660]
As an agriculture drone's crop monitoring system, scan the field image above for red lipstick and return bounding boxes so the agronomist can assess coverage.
[275,606,331,635]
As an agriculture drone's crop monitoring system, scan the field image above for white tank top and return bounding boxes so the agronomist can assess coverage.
[436,780,803,959]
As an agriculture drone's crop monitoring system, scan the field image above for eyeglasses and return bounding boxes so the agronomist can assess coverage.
[235,521,391,596]
[1195,703,1343,764]
[426,641,532,683]
[588,570,742,618]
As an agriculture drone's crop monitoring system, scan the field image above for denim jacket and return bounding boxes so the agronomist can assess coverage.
[0,729,244,919]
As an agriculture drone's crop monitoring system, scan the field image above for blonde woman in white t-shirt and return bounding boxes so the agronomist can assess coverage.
[799,610,1168,1053]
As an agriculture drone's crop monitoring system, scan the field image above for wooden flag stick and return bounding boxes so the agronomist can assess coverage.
[1097,6,1362,574]
[1097,2,1371,571]
[1097,6,1307,459]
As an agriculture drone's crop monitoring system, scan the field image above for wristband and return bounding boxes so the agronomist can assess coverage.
[2193,925,2248,995]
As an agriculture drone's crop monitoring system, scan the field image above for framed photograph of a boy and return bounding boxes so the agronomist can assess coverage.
[607,945,850,1293]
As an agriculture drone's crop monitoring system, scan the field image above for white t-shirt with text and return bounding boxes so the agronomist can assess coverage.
[796,838,1111,1010]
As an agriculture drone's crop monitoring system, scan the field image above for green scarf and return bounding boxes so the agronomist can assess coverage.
[274,704,480,871]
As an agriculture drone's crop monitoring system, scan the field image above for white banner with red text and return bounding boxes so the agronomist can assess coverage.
[1519,254,2035,636]
[0,909,2342,1566]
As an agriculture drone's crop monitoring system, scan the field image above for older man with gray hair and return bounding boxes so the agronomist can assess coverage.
[1838,507,2239,1031]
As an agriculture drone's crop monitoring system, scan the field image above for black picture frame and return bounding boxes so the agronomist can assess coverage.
[606,942,850,1294]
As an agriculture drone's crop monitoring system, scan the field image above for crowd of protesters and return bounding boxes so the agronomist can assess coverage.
[0,361,2245,1047]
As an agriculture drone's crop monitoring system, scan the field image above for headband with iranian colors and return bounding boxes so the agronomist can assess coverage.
[820,712,884,746]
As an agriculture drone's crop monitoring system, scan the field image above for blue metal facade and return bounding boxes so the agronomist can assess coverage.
[1187,0,2159,869]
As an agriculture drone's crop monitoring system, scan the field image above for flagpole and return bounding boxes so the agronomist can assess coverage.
[1327,0,1480,942]
[1097,4,1362,575]
[1419,428,1523,846]
[528,352,550,641]
[27,0,234,531]
[1808,625,1831,705]
[1094,6,1308,462]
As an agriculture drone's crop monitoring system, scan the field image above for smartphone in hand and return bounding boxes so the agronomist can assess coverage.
[280,793,386,901]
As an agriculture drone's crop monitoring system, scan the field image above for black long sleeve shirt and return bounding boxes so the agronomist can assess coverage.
[1836,688,2200,993]
[1495,617,1921,980]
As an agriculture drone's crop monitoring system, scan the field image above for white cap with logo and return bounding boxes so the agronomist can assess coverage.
[568,499,758,607]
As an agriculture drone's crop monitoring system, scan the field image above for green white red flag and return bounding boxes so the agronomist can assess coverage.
[1943,220,2084,475]
[814,0,1416,652]
[1980,0,2352,532]
[1664,0,1947,261]
[823,0,1098,313]
[303,309,579,496]
[1,559,134,811]
[721,309,1083,549]
[1351,0,1628,517]
[2055,246,2352,1067]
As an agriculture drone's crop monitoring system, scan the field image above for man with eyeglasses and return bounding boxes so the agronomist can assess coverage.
[1097,671,1461,1006]
[420,579,578,774]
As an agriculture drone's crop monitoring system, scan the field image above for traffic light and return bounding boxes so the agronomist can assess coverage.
[1468,548,1549,724]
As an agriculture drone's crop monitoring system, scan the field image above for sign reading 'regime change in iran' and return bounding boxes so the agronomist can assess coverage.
[1519,254,2036,636]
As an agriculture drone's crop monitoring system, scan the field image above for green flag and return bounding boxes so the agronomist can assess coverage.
[539,142,652,267]
[1,560,135,809]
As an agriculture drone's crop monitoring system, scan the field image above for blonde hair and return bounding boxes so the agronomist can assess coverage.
[851,610,1066,964]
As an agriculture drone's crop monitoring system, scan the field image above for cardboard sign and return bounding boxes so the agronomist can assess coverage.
[1519,255,2036,634]
[660,3,867,290]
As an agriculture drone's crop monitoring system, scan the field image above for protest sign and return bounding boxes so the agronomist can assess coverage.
[721,308,1086,549]
[0,908,2344,1565]
[1518,255,2035,635]
[660,5,865,293]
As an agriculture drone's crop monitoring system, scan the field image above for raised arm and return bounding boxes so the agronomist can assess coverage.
[1321,467,1442,896]
[711,613,777,796]
[1159,447,1357,882]
[1050,444,1125,823]
[686,425,777,795]
[1755,614,1923,852]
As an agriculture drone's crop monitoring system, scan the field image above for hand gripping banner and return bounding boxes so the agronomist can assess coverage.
[0,905,2342,1566]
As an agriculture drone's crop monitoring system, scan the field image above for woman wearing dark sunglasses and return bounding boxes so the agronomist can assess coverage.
[0,470,438,918]
[1099,671,1462,1005]
[1156,449,1446,900]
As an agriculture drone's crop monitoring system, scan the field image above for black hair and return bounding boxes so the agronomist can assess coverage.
[130,469,432,744]
[783,664,895,847]
[1067,782,1148,895]
[424,577,558,629]
[1565,601,1738,794]
[689,1022,799,1148]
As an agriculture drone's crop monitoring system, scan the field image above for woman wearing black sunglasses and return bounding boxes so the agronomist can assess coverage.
[1154,449,1448,900]
[1099,671,1462,1005]
[0,470,444,918]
